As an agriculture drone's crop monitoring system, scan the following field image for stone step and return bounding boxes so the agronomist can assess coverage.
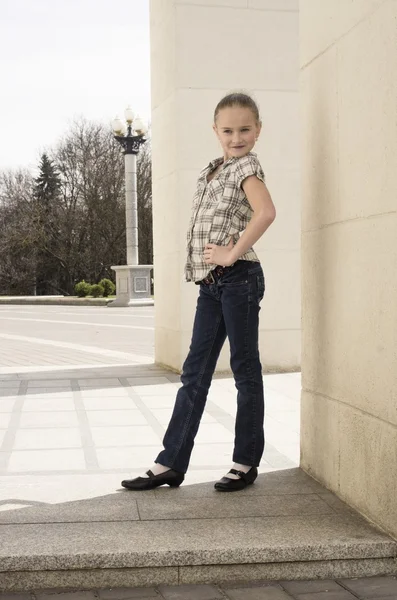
[1,469,396,592]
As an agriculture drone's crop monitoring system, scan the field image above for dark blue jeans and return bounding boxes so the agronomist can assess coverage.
[156,260,265,474]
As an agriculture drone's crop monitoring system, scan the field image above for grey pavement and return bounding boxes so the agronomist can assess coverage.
[0,306,396,594]
[0,305,299,503]
[2,576,397,599]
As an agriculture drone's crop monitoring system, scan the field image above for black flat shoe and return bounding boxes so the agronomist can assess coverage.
[214,467,258,492]
[121,469,184,491]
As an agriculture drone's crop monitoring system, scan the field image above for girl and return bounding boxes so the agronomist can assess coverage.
[122,92,276,492]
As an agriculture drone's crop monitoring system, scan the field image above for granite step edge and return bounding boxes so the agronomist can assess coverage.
[1,557,397,593]
[1,538,396,572]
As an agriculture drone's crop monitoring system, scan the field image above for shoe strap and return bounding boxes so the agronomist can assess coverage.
[146,470,155,478]
[228,468,249,482]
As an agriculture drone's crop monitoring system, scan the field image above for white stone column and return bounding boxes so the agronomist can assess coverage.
[150,0,300,371]
[300,0,397,536]
[125,153,138,266]
[110,148,153,307]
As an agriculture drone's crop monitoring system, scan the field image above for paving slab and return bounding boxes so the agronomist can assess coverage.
[178,559,397,586]
[158,584,223,599]
[0,494,140,524]
[0,595,32,600]
[224,588,292,600]
[136,493,334,521]
[280,579,344,594]
[338,575,397,597]
[98,589,159,599]
[4,578,397,600]
[35,594,96,600]
[292,592,356,600]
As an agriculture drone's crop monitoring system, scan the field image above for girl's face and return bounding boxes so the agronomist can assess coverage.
[213,106,261,160]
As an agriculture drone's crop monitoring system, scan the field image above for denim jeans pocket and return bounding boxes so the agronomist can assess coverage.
[222,278,249,287]
[256,274,265,301]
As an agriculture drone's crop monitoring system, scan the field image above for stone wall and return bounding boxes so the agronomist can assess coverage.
[150,0,300,372]
[300,0,397,536]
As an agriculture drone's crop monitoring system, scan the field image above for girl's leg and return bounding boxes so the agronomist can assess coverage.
[221,264,265,469]
[155,283,227,473]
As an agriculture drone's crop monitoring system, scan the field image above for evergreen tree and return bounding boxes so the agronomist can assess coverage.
[33,153,61,295]
[35,154,61,206]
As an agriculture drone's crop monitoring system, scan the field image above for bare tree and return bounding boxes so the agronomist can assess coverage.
[0,170,36,295]
[53,119,126,292]
[136,138,153,265]
[0,118,153,296]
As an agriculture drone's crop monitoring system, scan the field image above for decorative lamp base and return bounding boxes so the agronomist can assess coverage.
[109,265,154,308]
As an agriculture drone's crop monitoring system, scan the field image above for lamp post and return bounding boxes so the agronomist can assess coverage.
[109,107,154,307]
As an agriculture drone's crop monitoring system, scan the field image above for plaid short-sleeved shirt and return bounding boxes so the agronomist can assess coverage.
[184,151,265,283]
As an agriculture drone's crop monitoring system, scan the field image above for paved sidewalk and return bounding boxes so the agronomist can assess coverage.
[2,576,397,599]
[0,305,299,503]
[0,305,155,372]
[0,306,395,594]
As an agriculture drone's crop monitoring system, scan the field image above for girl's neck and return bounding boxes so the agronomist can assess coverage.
[223,150,252,162]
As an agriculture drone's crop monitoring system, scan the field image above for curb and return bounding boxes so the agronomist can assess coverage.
[0,297,113,306]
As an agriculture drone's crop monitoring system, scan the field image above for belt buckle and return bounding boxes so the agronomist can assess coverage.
[207,270,215,284]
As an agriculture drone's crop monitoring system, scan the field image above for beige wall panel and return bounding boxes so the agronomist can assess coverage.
[175,169,199,251]
[338,402,397,537]
[262,330,301,371]
[301,47,338,233]
[300,391,340,491]
[152,177,181,256]
[249,0,298,10]
[176,4,298,90]
[256,90,300,170]
[176,0,247,7]
[174,89,222,170]
[302,216,397,425]
[256,168,300,251]
[153,250,182,330]
[300,0,386,67]
[150,0,174,28]
[217,342,233,371]
[150,6,176,108]
[156,325,182,370]
[337,0,397,221]
[302,0,397,232]
[151,94,177,181]
[180,281,201,334]
[261,249,301,331]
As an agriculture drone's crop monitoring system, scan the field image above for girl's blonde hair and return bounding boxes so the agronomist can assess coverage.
[214,92,261,124]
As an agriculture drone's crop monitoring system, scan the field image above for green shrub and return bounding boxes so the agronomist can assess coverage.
[89,283,104,298]
[99,278,115,297]
[74,280,91,297]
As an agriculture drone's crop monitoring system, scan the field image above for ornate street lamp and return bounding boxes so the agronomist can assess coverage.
[109,107,154,307]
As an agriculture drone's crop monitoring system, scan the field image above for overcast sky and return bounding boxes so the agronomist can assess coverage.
[0,0,151,172]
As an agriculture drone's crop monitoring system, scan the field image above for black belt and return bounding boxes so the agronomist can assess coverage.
[198,265,226,285]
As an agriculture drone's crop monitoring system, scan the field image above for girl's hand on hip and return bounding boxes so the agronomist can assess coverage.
[204,238,235,266]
